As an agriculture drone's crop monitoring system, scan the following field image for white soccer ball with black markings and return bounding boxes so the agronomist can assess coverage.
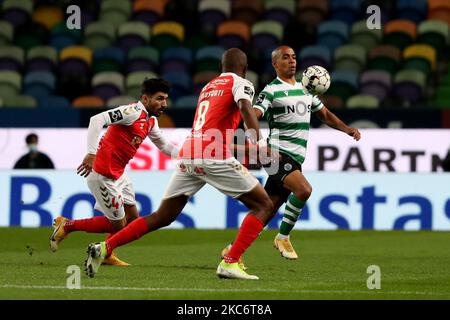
[301,65,331,95]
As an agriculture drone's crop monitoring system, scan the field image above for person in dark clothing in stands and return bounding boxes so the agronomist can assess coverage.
[14,133,55,169]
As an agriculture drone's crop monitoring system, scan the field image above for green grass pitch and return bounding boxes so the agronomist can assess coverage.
[0,227,449,300]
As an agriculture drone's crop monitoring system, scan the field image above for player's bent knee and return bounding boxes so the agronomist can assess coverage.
[294,187,312,202]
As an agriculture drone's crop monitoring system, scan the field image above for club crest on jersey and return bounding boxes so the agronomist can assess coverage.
[284,90,288,96]
[256,93,266,105]
[108,110,123,123]
[244,86,254,98]
[131,136,143,146]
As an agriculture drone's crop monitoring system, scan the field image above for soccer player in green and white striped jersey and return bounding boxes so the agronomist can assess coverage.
[253,46,361,259]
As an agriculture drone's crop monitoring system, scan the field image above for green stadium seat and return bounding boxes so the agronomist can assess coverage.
[320,94,345,109]
[368,45,401,75]
[434,87,450,109]
[92,72,124,93]
[383,20,417,51]
[125,71,159,97]
[118,21,151,49]
[99,0,132,26]
[417,20,449,59]
[297,0,328,28]
[334,44,367,73]
[151,21,184,51]
[84,22,117,50]
[106,95,135,108]
[27,46,57,65]
[346,94,380,109]
[3,94,37,108]
[351,20,382,51]
[0,45,25,70]
[0,21,13,45]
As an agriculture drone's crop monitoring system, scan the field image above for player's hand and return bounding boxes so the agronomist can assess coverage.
[77,154,95,177]
[258,145,280,165]
[347,127,361,141]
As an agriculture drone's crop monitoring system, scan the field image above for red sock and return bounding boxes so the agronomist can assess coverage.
[226,214,264,263]
[106,217,149,256]
[64,216,116,234]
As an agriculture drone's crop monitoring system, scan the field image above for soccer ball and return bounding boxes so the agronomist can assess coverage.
[301,65,331,95]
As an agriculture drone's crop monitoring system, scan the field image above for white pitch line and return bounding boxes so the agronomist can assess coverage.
[1,284,450,296]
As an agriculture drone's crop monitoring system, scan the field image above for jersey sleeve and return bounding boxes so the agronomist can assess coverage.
[148,117,180,158]
[311,95,324,112]
[253,86,273,116]
[232,77,255,105]
[86,104,140,154]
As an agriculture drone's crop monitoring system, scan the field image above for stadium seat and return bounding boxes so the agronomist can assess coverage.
[84,21,117,50]
[60,46,92,66]
[250,20,283,53]
[160,47,192,73]
[428,0,450,25]
[334,44,367,73]
[320,94,345,109]
[2,94,37,108]
[360,70,392,101]
[368,45,401,75]
[151,21,184,51]
[317,20,349,52]
[231,0,264,26]
[0,70,21,100]
[199,0,230,35]
[99,0,131,26]
[194,46,224,73]
[193,71,218,93]
[132,0,166,26]
[403,44,436,76]
[328,70,359,101]
[127,46,159,73]
[0,97,3,107]
[0,45,24,71]
[58,46,92,100]
[417,20,449,59]
[126,71,159,97]
[26,46,57,72]
[217,21,250,49]
[37,95,71,108]
[0,20,14,45]
[93,47,126,74]
[350,20,382,51]
[92,72,124,101]
[162,71,192,101]
[433,87,450,109]
[346,94,380,109]
[393,69,427,105]
[330,0,361,25]
[13,21,48,50]
[72,95,105,108]
[383,20,417,51]
[396,0,427,24]
[264,0,295,26]
[117,21,150,51]
[106,95,135,108]
[32,5,64,30]
[174,94,199,109]
[297,0,329,28]
[298,45,332,70]
[246,70,259,92]
[23,71,56,98]
[1,0,33,27]
[50,22,82,51]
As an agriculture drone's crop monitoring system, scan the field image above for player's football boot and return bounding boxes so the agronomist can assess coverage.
[84,242,106,278]
[220,244,247,270]
[216,260,259,280]
[274,236,298,260]
[102,252,130,266]
[49,216,69,252]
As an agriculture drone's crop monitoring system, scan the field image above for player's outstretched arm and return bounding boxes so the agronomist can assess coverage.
[148,118,180,158]
[315,106,361,141]
[239,99,263,143]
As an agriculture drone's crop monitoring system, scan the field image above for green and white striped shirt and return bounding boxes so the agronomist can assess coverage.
[253,77,323,164]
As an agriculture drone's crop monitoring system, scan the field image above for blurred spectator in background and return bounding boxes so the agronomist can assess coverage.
[13,133,55,169]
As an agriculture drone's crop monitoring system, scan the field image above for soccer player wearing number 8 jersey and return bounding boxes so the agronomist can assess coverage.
[84,48,275,280]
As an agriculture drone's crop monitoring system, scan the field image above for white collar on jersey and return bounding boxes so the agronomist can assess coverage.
[136,100,147,114]
[277,76,299,87]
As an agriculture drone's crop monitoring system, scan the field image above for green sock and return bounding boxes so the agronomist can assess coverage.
[279,195,306,236]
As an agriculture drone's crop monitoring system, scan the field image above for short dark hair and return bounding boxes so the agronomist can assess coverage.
[26,133,38,144]
[141,78,171,96]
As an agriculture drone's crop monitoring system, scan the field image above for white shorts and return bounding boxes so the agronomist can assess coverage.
[87,170,136,220]
[163,158,259,199]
